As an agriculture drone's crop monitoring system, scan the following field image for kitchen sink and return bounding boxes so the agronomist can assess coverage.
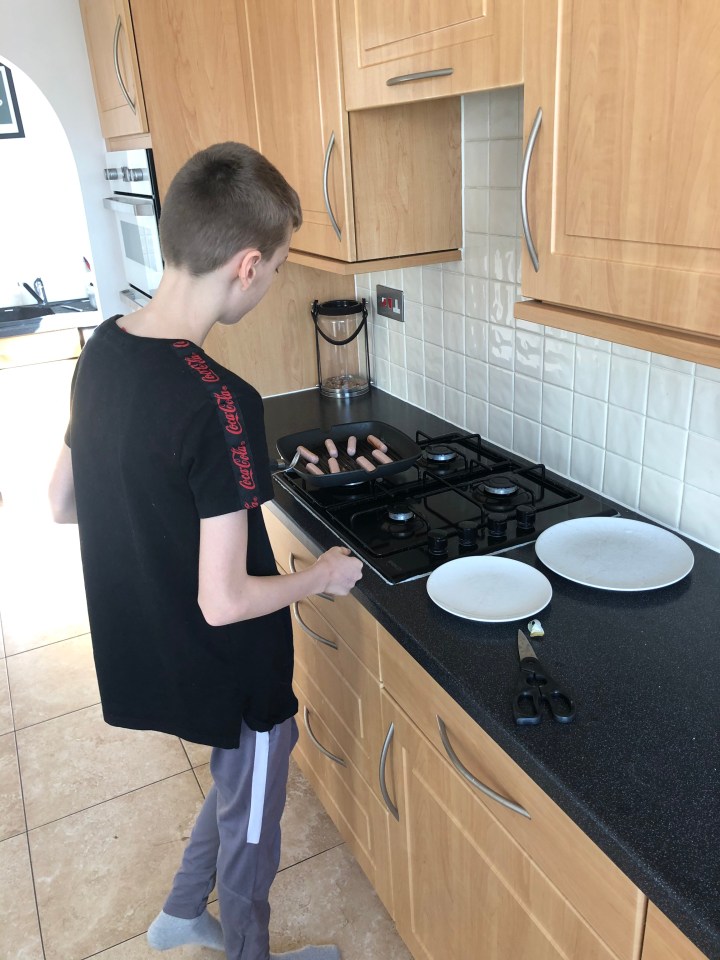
[0,297,96,325]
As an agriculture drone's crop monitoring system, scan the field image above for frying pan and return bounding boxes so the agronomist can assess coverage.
[276,420,421,486]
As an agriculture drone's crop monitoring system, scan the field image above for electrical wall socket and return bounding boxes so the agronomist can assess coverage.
[376,284,404,322]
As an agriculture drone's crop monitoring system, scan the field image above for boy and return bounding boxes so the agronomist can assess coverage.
[49,142,362,960]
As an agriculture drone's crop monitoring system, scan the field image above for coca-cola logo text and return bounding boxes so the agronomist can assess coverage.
[231,443,256,490]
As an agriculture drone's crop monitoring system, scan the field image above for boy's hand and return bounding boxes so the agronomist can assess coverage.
[314,546,363,596]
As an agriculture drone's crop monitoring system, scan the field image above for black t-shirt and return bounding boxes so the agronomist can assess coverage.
[65,317,296,748]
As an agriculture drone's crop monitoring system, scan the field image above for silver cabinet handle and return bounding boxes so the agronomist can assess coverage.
[521,106,542,272]
[288,552,334,602]
[322,131,342,242]
[436,716,531,819]
[113,15,137,114]
[379,722,400,820]
[291,602,338,649]
[303,706,346,766]
[387,67,453,86]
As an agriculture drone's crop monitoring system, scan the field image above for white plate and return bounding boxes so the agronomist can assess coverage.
[426,556,553,622]
[534,517,694,591]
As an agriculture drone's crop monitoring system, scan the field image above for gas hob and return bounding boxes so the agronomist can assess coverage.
[273,429,616,584]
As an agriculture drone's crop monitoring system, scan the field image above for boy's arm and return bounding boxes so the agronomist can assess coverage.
[198,509,362,626]
[48,444,78,523]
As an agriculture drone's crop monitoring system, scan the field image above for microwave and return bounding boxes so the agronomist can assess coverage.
[103,148,162,300]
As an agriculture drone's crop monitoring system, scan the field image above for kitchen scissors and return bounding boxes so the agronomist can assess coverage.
[513,630,576,725]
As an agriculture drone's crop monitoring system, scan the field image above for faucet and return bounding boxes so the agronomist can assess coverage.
[33,277,48,304]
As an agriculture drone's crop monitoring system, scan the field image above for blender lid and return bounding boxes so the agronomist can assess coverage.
[312,298,366,316]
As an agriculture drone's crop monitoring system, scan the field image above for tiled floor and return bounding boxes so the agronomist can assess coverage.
[0,357,411,960]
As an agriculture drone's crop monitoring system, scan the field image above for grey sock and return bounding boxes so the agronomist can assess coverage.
[147,909,225,951]
[271,948,341,960]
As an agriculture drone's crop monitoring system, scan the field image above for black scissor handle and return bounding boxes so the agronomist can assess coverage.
[513,659,575,725]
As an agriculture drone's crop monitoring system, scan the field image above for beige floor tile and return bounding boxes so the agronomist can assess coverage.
[7,631,100,729]
[280,758,343,871]
[30,770,204,960]
[0,833,44,960]
[269,844,412,960]
[0,656,12,735]
[0,616,5,658]
[182,738,213,767]
[0,732,25,842]
[194,761,213,797]
[17,703,190,828]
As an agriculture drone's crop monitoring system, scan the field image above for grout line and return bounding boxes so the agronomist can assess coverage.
[3,627,92,659]
[11,698,103,733]
[276,839,346,875]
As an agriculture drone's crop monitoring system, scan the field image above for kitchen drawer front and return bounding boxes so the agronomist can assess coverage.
[0,329,82,369]
[263,506,381,677]
[379,627,643,960]
[292,664,394,916]
[291,598,383,787]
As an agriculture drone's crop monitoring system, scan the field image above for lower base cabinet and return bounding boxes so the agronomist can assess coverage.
[380,692,630,960]
[263,506,709,960]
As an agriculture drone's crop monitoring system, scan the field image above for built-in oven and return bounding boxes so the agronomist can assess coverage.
[103,148,162,305]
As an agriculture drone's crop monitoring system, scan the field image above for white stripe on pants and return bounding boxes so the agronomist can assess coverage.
[162,717,298,960]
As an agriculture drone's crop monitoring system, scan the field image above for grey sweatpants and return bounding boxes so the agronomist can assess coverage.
[163,717,298,960]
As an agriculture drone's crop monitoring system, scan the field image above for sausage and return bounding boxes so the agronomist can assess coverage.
[327,457,340,474]
[297,444,319,464]
[366,434,388,453]
[356,456,377,472]
[305,462,324,476]
[346,435,357,457]
[371,449,393,464]
[324,438,338,458]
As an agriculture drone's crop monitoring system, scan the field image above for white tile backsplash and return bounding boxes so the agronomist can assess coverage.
[360,88,720,554]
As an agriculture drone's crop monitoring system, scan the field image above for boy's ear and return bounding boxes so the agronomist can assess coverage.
[235,249,263,290]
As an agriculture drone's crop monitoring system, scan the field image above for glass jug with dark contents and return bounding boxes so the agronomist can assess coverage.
[311,298,370,399]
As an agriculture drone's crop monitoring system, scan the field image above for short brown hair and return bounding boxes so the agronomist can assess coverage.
[159,142,302,275]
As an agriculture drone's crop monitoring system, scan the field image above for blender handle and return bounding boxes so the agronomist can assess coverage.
[322,131,342,242]
[311,300,368,346]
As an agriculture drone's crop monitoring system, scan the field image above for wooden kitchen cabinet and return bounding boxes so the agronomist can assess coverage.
[79,0,148,140]
[128,0,257,200]
[337,0,523,111]
[379,629,645,960]
[240,0,462,271]
[517,0,720,361]
[641,904,709,960]
[263,506,394,913]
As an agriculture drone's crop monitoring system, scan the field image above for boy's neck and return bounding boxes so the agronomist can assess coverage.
[120,264,241,345]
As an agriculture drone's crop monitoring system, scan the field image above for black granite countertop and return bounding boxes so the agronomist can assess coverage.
[262,387,720,959]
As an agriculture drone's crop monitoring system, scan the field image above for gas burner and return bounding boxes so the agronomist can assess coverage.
[387,501,415,523]
[424,444,457,463]
[479,475,519,497]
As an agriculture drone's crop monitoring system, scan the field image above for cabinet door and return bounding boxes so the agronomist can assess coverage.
[338,0,523,111]
[241,0,356,261]
[641,904,709,960]
[129,0,257,199]
[292,665,395,915]
[522,0,720,338]
[380,693,621,960]
[80,0,148,139]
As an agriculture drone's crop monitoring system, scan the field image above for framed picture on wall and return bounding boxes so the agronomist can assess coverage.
[0,64,25,139]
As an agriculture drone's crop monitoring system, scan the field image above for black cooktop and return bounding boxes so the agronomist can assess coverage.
[274,429,616,583]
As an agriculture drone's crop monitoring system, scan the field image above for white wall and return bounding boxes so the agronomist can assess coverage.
[358,88,720,554]
[0,0,127,317]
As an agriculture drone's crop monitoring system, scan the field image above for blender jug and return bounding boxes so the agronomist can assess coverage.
[311,298,370,399]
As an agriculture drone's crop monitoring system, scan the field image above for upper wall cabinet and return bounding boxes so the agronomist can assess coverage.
[520,0,720,346]
[240,0,462,271]
[128,0,257,200]
[79,0,148,140]
[338,0,523,111]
